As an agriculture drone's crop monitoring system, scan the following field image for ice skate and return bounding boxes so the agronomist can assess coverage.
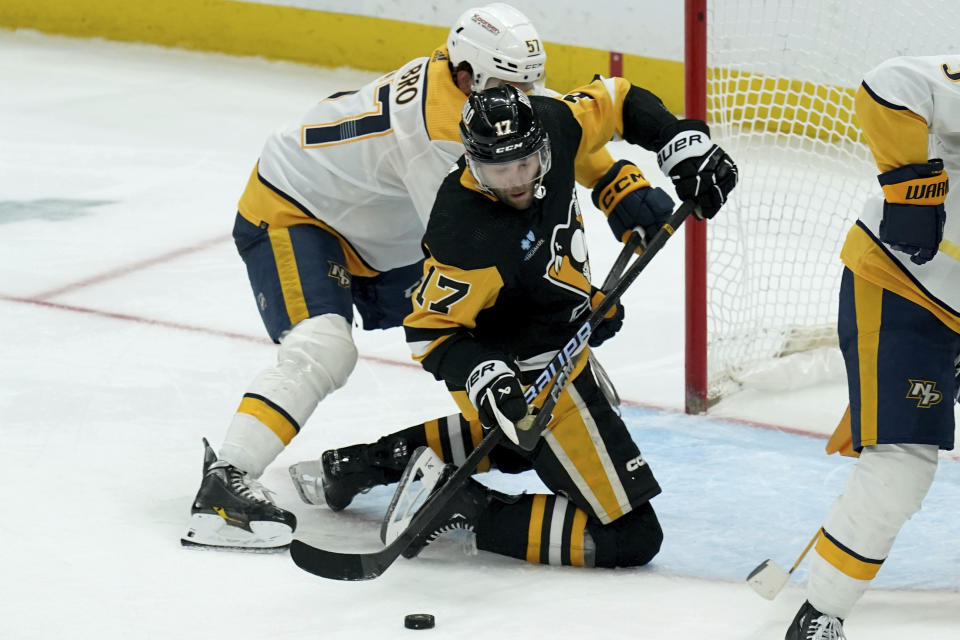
[289,437,409,511]
[785,600,846,640]
[381,446,490,560]
[181,438,296,552]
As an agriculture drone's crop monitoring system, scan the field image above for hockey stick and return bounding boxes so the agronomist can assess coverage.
[600,229,642,292]
[746,529,821,600]
[514,199,696,450]
[289,201,695,580]
[290,428,505,580]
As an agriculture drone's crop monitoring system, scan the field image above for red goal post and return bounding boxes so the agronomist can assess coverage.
[684,0,708,414]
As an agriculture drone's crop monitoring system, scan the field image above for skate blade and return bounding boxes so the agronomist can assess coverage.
[180,539,289,553]
[181,513,293,552]
[380,446,444,546]
[288,460,326,506]
[746,558,790,600]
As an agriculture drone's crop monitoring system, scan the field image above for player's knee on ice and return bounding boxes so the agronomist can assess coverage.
[587,502,663,568]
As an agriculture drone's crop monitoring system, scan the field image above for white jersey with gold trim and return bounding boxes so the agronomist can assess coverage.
[254,48,465,272]
[844,54,960,323]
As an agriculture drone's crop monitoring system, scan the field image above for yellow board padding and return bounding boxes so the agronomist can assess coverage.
[2,3,877,147]
[1,0,443,77]
[815,528,884,581]
[236,394,298,445]
[0,0,683,112]
[2,0,864,137]
[709,70,863,144]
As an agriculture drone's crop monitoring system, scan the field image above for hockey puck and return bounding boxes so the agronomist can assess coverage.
[404,613,435,630]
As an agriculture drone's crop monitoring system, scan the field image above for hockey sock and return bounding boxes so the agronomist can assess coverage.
[388,413,534,474]
[807,443,938,617]
[475,493,597,566]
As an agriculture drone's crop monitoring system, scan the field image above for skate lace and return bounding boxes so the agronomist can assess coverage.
[228,467,276,505]
[806,615,845,640]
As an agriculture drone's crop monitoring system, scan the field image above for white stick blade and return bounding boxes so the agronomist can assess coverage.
[745,559,790,600]
[380,447,445,545]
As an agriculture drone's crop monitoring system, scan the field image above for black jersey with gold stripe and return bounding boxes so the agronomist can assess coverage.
[405,78,677,391]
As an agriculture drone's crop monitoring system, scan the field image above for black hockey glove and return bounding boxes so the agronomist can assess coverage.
[466,359,528,434]
[878,159,947,266]
[592,160,675,244]
[656,119,738,219]
[587,288,624,347]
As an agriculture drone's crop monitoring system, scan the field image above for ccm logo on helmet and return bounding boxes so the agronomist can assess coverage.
[497,142,523,154]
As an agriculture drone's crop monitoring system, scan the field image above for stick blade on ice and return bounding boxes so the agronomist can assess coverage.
[746,559,790,600]
[290,539,382,581]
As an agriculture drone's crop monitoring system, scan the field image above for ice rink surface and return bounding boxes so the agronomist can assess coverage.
[1,30,958,639]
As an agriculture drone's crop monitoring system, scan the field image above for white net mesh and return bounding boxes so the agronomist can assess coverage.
[704,0,960,400]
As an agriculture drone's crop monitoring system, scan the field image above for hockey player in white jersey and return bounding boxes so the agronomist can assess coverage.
[785,55,960,639]
[182,4,622,551]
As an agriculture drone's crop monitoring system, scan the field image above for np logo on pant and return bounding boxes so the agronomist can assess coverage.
[327,261,351,288]
[906,379,942,408]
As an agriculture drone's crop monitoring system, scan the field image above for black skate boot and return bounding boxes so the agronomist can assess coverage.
[289,437,410,511]
[785,600,846,640]
[181,438,296,552]
[381,446,492,560]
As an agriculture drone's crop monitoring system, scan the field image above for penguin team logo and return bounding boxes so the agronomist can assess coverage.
[544,193,591,320]
[906,379,942,408]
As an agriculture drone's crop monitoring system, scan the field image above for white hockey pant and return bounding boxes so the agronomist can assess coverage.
[220,314,358,477]
[807,443,938,618]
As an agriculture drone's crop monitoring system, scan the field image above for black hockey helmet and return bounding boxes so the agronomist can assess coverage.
[459,84,551,197]
[460,84,547,162]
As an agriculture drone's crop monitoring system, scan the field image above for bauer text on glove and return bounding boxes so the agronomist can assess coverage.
[656,119,738,219]
[592,159,675,244]
[878,159,947,266]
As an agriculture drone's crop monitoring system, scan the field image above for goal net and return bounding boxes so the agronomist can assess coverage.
[693,0,960,403]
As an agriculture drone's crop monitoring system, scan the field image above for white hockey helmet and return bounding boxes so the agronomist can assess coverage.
[447,3,547,93]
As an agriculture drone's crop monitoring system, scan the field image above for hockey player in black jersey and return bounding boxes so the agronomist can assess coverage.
[314,81,736,569]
